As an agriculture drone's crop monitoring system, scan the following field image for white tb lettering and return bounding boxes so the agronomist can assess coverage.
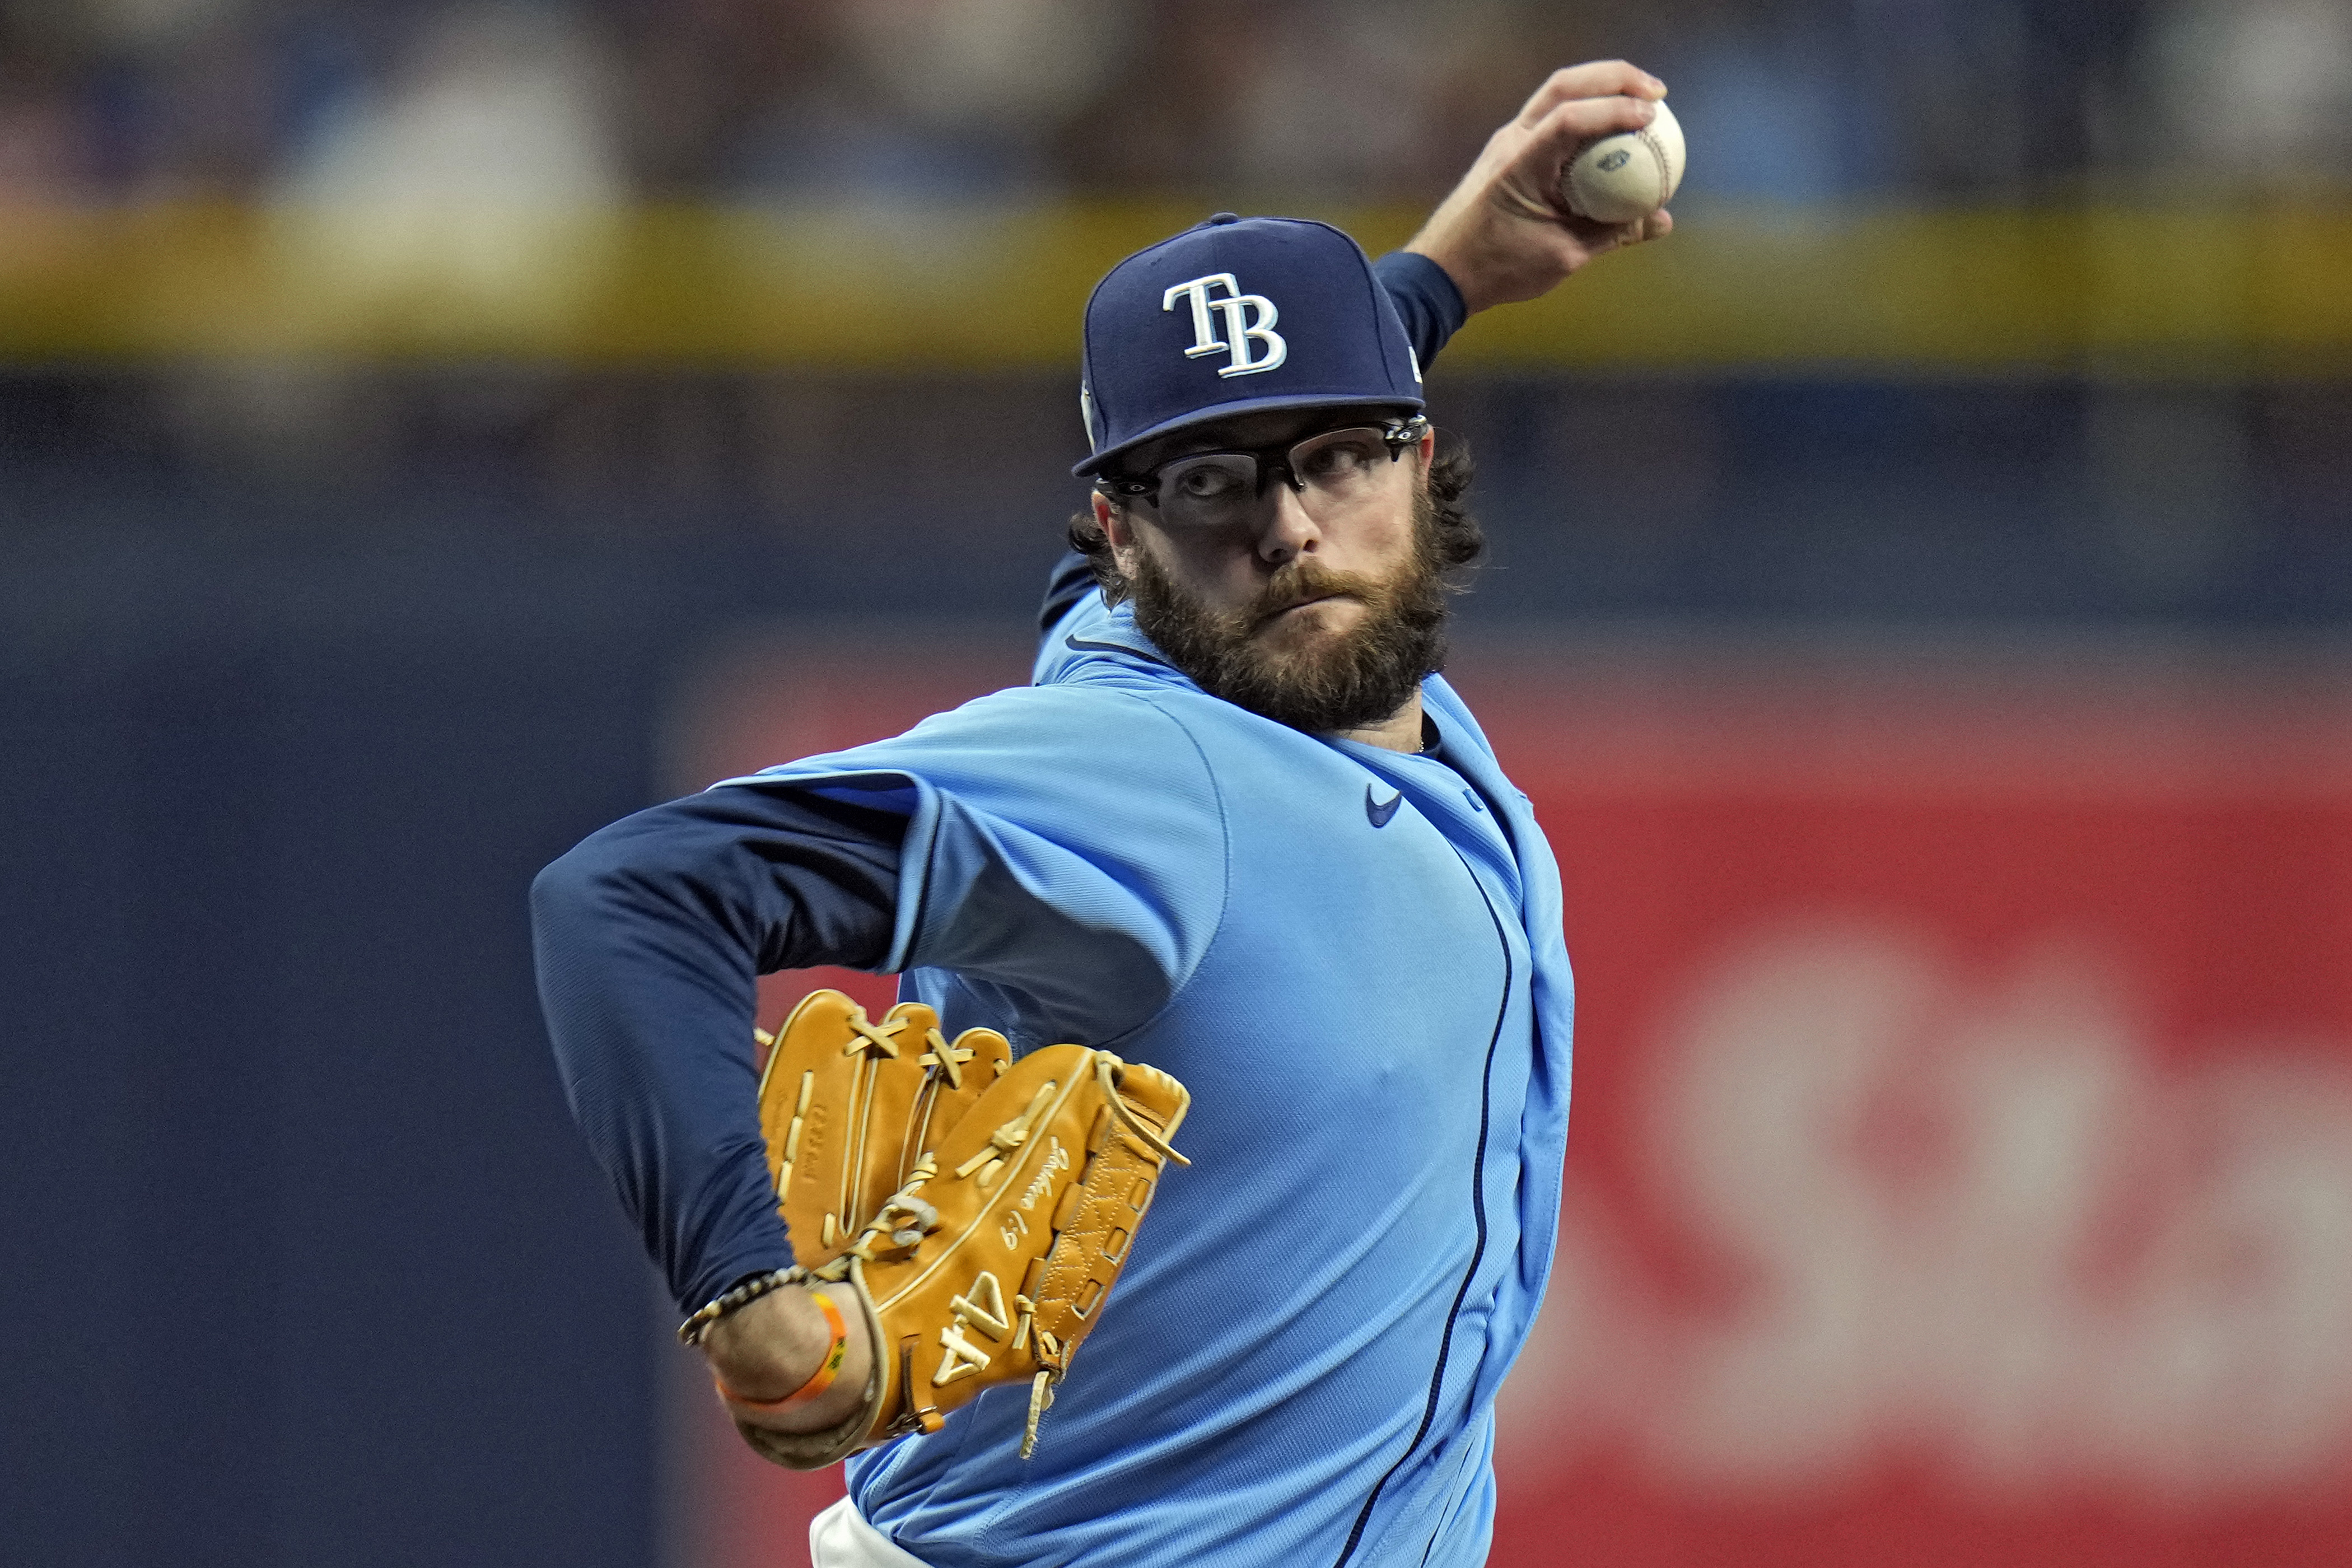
[1163,273,1289,378]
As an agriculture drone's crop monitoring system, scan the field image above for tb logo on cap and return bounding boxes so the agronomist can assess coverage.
[1163,273,1287,378]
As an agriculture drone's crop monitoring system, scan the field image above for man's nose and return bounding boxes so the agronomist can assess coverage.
[1256,483,1320,566]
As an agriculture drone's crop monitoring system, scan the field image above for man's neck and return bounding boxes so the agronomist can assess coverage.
[1330,690,1426,753]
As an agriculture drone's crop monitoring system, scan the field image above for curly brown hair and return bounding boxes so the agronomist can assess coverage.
[1066,436,1483,605]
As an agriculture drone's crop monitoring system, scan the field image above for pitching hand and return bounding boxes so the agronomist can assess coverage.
[1404,61,1673,316]
[698,1282,873,1433]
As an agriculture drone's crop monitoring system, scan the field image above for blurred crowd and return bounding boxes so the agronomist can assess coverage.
[0,0,2346,213]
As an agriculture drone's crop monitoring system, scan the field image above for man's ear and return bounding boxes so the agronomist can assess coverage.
[1094,491,1135,550]
[1404,429,1439,495]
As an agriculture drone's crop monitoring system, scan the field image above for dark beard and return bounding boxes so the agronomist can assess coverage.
[1127,489,1451,734]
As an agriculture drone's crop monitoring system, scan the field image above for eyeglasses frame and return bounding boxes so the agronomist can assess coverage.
[1097,415,1432,510]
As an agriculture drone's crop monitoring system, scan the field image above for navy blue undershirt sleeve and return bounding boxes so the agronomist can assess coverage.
[532,784,906,1317]
[1371,249,1469,372]
[1039,552,1100,634]
[1039,249,1470,637]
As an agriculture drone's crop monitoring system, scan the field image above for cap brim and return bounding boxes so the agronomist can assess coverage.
[1071,391,1426,478]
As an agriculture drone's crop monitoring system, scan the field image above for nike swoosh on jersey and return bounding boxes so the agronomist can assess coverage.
[1365,786,1404,828]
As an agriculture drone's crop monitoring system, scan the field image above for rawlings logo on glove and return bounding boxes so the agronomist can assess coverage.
[732,991,1190,1469]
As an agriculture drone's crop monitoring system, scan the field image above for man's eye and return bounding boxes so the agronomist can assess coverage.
[1170,462,1248,500]
[1299,439,1379,482]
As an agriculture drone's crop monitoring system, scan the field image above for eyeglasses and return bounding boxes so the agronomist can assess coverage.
[1100,417,1429,530]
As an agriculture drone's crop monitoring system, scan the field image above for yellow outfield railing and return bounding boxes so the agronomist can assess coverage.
[0,200,2346,371]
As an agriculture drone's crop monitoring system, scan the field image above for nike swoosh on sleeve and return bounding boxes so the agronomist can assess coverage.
[1365,786,1404,828]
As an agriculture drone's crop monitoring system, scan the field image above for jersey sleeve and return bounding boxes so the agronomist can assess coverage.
[725,683,1229,1053]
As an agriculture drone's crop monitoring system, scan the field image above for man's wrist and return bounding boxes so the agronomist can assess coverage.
[701,1281,875,1434]
[699,1283,836,1401]
[713,1290,850,1410]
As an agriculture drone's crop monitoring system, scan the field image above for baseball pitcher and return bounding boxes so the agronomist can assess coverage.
[534,62,1672,1568]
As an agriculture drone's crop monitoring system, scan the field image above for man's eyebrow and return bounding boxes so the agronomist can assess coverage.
[1133,411,1372,469]
[1173,419,1319,453]
[1137,431,1252,465]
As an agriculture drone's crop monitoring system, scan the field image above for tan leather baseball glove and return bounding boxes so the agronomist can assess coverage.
[738,992,1191,1470]
[757,990,1012,1268]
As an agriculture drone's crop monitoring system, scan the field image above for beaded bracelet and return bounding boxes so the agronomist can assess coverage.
[676,1267,800,1346]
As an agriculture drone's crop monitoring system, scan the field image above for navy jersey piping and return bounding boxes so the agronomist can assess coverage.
[1332,839,1514,1568]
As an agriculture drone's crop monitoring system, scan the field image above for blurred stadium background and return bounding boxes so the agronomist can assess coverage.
[3,1,2349,1565]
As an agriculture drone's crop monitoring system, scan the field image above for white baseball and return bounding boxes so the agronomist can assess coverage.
[1560,99,1685,226]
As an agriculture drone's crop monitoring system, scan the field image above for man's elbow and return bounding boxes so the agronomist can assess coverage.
[531,829,640,936]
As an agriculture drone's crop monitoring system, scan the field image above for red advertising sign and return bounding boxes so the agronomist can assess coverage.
[670,634,2352,1568]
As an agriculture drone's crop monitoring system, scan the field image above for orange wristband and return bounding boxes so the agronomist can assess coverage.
[713,1291,850,1411]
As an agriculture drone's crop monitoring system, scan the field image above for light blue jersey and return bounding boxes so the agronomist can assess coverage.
[725,592,1575,1568]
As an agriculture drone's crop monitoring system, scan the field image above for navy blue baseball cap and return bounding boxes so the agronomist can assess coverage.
[1072,213,1425,478]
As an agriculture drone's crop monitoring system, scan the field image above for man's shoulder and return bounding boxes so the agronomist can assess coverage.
[736,680,1221,815]
[922,678,1197,745]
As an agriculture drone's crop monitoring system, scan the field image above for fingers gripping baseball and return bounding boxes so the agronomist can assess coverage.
[1514,59,1662,127]
[1492,95,1674,232]
[1406,61,1674,315]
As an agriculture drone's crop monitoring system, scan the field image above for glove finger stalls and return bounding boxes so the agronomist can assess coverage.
[760,991,948,1267]
[901,1024,1011,1180]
